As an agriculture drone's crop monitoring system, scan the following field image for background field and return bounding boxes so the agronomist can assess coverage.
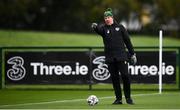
[1,30,180,47]
[0,30,180,109]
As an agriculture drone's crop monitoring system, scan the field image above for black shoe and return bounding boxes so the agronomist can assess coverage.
[126,98,134,105]
[112,99,122,105]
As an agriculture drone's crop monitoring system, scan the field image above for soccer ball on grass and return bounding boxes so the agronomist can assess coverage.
[87,95,99,106]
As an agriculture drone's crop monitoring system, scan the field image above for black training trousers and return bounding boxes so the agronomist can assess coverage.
[107,59,131,100]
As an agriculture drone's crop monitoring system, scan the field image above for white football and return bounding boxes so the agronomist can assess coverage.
[87,95,99,106]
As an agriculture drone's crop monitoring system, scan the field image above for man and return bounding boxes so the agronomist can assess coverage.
[91,8,137,105]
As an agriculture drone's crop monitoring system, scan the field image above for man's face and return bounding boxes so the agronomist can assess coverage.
[104,16,114,25]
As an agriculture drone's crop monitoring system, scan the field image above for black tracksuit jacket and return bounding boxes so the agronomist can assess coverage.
[93,22,135,63]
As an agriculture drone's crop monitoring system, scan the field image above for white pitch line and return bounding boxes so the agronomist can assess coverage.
[0,92,159,108]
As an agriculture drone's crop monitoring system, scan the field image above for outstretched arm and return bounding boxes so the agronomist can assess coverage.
[91,23,104,36]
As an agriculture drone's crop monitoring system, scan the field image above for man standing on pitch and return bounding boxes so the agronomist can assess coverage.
[91,8,137,105]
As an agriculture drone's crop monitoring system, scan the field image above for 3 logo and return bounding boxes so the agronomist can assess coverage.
[7,56,26,81]
[92,56,110,81]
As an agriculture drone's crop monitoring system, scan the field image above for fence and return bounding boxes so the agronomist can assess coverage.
[0,46,180,90]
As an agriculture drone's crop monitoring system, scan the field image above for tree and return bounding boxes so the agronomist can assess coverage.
[155,0,180,37]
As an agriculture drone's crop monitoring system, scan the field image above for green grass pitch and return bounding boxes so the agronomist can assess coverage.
[0,89,180,109]
[0,30,180,47]
[0,30,180,109]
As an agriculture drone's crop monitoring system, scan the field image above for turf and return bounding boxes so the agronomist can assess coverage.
[4,84,178,91]
[0,90,179,109]
[0,30,180,47]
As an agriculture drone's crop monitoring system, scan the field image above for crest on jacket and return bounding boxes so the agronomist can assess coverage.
[107,30,110,34]
[115,27,120,31]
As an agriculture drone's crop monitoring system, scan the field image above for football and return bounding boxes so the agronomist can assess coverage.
[87,95,99,106]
